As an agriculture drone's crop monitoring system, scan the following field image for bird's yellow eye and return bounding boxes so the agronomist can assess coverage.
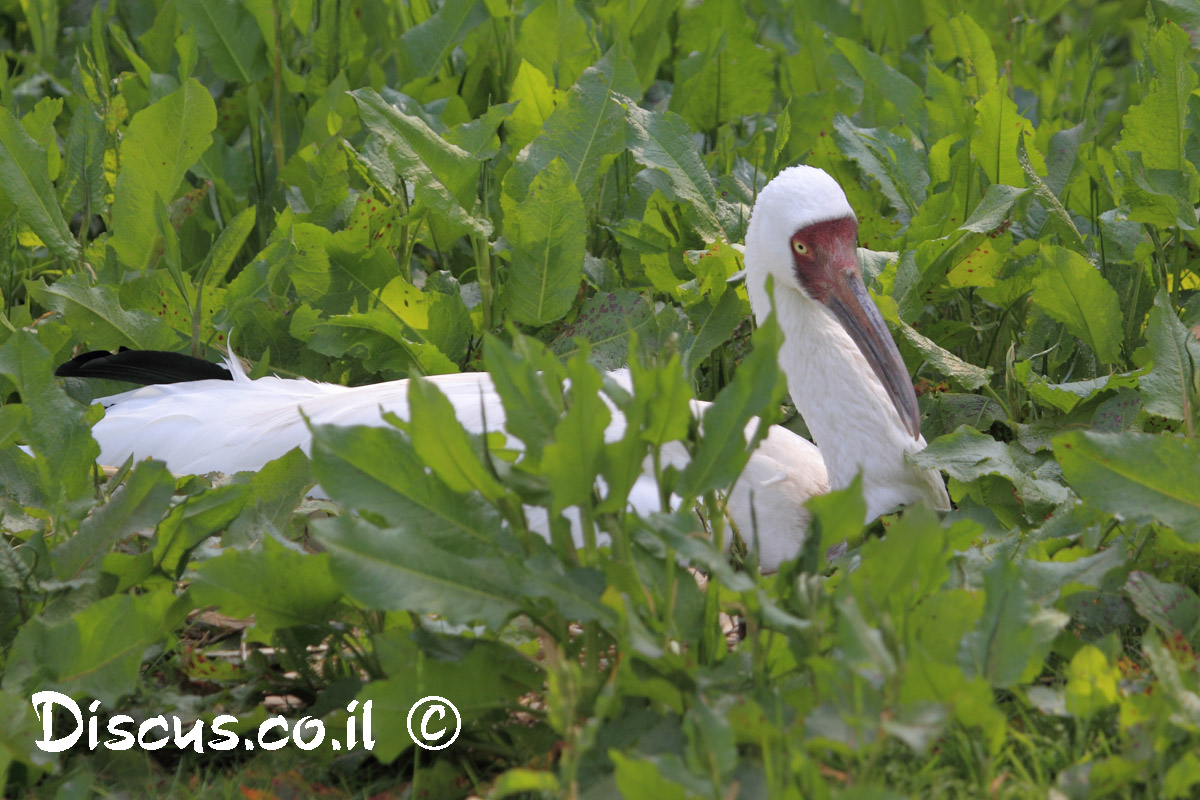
[792,240,808,255]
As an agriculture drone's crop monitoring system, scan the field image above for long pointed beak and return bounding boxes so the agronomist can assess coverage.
[824,271,922,440]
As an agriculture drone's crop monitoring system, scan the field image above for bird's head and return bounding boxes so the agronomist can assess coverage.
[744,165,921,440]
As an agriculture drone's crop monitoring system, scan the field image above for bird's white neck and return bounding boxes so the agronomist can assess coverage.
[770,287,932,518]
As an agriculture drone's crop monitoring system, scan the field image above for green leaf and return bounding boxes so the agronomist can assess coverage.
[4,589,183,705]
[312,514,520,627]
[351,88,490,238]
[624,103,732,242]
[0,107,79,260]
[1064,645,1120,719]
[501,158,586,325]
[914,425,1069,508]
[481,334,565,462]
[548,290,658,369]
[677,313,783,498]
[930,12,996,97]
[1141,289,1199,424]
[153,484,250,578]
[1124,570,1200,641]
[958,560,1066,688]
[309,422,505,548]
[190,537,343,637]
[398,0,489,83]
[959,184,1028,233]
[541,350,610,515]
[515,0,597,90]
[670,0,773,131]
[1165,752,1200,800]
[680,288,743,377]
[26,273,175,350]
[833,114,928,216]
[1055,431,1200,540]
[507,49,639,206]
[895,317,992,390]
[109,79,218,270]
[0,331,99,516]
[1115,22,1197,174]
[1031,246,1123,364]
[408,377,507,502]
[178,0,269,84]
[51,460,175,582]
[506,60,560,154]
[973,78,1043,188]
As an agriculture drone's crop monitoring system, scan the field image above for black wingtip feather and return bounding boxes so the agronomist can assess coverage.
[55,349,234,385]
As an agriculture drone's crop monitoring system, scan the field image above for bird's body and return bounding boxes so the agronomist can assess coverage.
[65,165,949,570]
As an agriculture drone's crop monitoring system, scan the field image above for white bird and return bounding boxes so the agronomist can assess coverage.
[57,166,949,569]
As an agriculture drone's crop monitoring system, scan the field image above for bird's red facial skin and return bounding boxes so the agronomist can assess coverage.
[789,217,859,302]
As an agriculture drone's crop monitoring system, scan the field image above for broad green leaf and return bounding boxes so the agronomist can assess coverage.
[312,514,520,628]
[178,0,269,84]
[1031,246,1123,364]
[51,460,175,582]
[0,331,99,517]
[632,354,692,446]
[502,158,586,325]
[516,0,597,90]
[1165,753,1200,800]
[58,104,106,222]
[1141,289,1199,424]
[0,107,79,260]
[835,37,924,127]
[973,79,1043,188]
[357,633,540,763]
[507,49,639,205]
[929,12,996,97]
[1115,22,1196,174]
[914,425,1069,508]
[960,184,1028,233]
[507,60,560,153]
[309,422,505,548]
[833,114,928,216]
[677,313,783,498]
[958,560,1067,687]
[1055,431,1200,540]
[895,317,992,390]
[398,0,489,83]
[153,484,250,578]
[408,378,507,502]
[4,589,182,705]
[1124,570,1200,641]
[481,334,565,462]
[190,537,343,637]
[0,688,51,788]
[378,275,471,364]
[109,80,218,270]
[351,88,490,238]
[670,0,773,131]
[541,351,610,515]
[548,290,658,369]
[306,308,458,378]
[1064,645,1120,719]
[27,273,175,350]
[203,206,256,285]
[223,447,314,547]
[624,104,731,242]
[680,288,743,377]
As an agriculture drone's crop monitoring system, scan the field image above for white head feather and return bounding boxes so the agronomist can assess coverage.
[743,165,857,321]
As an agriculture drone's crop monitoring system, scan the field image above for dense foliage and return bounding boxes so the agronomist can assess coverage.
[1,0,1199,797]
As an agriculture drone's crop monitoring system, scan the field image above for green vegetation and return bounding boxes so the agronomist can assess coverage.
[2,0,1200,797]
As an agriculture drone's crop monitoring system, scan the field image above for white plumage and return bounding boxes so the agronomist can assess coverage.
[81,165,949,569]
